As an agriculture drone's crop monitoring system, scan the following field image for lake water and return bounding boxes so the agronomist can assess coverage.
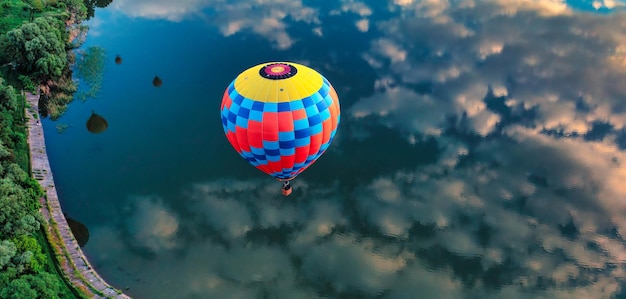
[43,1,626,298]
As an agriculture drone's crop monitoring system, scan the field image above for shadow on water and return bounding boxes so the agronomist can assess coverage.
[65,215,90,248]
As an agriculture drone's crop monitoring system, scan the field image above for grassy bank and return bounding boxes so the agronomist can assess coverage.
[0,80,82,299]
[0,1,91,298]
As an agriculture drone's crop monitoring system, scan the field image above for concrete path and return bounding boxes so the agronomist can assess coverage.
[25,92,131,299]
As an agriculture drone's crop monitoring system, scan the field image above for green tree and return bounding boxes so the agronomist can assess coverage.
[1,272,64,299]
[0,115,15,152]
[0,240,17,269]
[0,82,18,111]
[4,163,28,184]
[0,177,41,240]
[31,0,45,12]
[1,17,67,80]
[18,75,37,93]
[1,275,38,299]
[0,82,18,151]
[65,0,88,22]
[0,267,18,289]
[0,141,10,163]
[84,0,113,19]
[0,2,91,298]
[27,272,64,298]
[12,235,47,273]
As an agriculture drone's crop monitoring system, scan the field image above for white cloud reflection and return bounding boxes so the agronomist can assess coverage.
[111,0,209,21]
[91,151,626,299]
[346,0,626,297]
[126,196,179,252]
[351,0,626,140]
[86,0,626,298]
[110,0,321,49]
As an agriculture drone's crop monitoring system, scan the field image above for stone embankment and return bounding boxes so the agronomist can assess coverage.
[25,92,131,299]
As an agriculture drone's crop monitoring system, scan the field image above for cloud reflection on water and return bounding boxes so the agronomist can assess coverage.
[86,0,626,298]
[353,0,626,139]
[110,0,321,49]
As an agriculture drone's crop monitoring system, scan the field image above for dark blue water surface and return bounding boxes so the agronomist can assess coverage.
[44,1,626,298]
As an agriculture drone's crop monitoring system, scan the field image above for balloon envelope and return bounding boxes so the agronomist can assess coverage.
[66,216,90,248]
[86,112,108,133]
[220,62,340,181]
[153,76,162,87]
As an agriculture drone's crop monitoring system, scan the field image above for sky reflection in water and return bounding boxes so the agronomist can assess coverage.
[47,0,626,298]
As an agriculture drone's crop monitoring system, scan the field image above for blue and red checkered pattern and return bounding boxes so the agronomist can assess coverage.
[220,62,340,180]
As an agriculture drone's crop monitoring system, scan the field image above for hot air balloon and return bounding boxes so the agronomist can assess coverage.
[220,62,340,196]
[86,111,108,133]
[115,55,122,64]
[153,76,162,87]
[65,215,90,248]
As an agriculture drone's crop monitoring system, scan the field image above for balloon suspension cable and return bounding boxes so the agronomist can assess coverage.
[281,180,292,196]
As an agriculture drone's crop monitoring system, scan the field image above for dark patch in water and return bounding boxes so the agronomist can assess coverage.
[153,76,162,87]
[87,111,108,134]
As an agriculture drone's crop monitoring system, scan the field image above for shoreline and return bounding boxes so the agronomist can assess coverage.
[25,91,131,299]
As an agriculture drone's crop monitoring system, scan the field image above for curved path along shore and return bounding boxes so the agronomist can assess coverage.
[25,92,131,299]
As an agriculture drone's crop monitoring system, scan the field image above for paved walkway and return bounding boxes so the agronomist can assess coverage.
[25,92,131,299]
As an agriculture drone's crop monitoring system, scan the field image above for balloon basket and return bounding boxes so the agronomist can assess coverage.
[281,180,292,196]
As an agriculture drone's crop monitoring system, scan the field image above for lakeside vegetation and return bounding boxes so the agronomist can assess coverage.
[0,77,77,299]
[0,0,97,298]
[1,0,88,120]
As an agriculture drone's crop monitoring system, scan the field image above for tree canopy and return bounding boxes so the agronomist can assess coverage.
[85,0,113,20]
[0,1,94,298]
[1,17,67,80]
[0,77,65,298]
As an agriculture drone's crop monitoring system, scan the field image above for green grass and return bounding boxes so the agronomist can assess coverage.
[0,0,67,36]
[11,87,83,299]
[35,226,87,299]
[1,2,91,298]
[0,65,22,88]
[13,92,29,171]
[0,0,33,34]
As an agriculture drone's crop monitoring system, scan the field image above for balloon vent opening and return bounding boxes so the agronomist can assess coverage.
[260,63,297,80]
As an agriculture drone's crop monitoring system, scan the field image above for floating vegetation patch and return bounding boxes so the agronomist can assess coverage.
[55,123,70,134]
